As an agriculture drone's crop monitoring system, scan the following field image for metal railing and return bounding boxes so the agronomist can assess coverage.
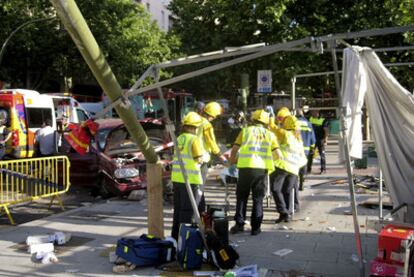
[0,156,70,225]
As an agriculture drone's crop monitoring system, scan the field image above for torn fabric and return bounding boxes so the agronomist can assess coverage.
[341,47,414,206]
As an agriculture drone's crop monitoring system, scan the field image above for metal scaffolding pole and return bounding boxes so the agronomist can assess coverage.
[330,41,365,276]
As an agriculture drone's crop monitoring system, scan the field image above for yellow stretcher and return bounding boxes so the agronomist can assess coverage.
[0,156,70,225]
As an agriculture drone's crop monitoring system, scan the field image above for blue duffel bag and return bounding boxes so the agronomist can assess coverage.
[177,224,204,270]
[115,234,175,267]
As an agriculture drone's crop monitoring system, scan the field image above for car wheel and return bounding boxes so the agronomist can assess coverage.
[99,176,113,199]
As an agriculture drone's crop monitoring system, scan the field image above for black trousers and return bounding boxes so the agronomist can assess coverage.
[270,168,298,215]
[307,140,326,172]
[234,168,266,231]
[171,182,203,240]
[298,165,307,190]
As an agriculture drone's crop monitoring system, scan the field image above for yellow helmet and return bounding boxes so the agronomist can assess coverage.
[283,115,298,130]
[204,102,222,118]
[183,112,203,127]
[251,109,270,125]
[276,107,291,118]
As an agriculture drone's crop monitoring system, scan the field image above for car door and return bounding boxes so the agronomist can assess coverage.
[59,134,99,186]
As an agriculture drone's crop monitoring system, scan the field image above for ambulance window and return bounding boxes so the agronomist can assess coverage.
[26,108,53,128]
[76,109,89,122]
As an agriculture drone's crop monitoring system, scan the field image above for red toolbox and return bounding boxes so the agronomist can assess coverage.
[377,224,414,265]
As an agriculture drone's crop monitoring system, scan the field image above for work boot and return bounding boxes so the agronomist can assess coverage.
[320,169,326,175]
[275,213,289,223]
[230,224,244,234]
[251,228,261,236]
[299,183,304,191]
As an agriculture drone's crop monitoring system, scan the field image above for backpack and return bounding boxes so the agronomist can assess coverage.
[177,224,204,270]
[115,234,175,267]
[206,230,239,270]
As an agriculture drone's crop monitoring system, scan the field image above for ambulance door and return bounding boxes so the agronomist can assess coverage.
[24,95,56,156]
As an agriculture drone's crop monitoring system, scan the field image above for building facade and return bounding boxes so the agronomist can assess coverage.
[136,0,172,32]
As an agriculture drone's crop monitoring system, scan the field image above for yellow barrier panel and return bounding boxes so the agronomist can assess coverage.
[0,156,70,225]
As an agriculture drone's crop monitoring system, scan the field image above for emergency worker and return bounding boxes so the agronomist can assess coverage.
[0,110,11,159]
[35,119,55,157]
[270,107,302,209]
[308,110,329,174]
[171,112,204,240]
[270,115,307,223]
[229,109,280,236]
[194,101,205,115]
[196,102,226,210]
[274,107,291,127]
[296,108,316,190]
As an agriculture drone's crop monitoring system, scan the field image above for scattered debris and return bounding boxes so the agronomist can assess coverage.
[109,251,117,263]
[351,254,359,262]
[28,243,54,254]
[112,262,136,273]
[327,226,336,232]
[303,217,310,221]
[26,235,53,246]
[277,225,289,230]
[285,235,290,239]
[310,178,347,188]
[81,202,93,207]
[236,240,245,243]
[40,252,59,264]
[53,232,71,245]
[26,232,71,264]
[234,264,259,277]
[359,200,393,210]
[128,190,146,201]
[344,210,352,215]
[273,249,293,257]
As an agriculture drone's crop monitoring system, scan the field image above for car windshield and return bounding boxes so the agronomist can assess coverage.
[98,128,112,150]
[105,127,163,156]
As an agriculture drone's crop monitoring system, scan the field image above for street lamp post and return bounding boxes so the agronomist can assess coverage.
[0,17,56,67]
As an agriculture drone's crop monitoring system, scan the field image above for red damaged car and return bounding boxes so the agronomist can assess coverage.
[59,118,173,197]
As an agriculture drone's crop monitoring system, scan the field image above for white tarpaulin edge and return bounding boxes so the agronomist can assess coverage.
[341,47,414,206]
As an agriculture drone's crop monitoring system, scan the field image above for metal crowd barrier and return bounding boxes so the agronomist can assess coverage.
[0,156,70,225]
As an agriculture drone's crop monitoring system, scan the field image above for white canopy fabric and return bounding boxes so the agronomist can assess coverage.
[341,47,414,206]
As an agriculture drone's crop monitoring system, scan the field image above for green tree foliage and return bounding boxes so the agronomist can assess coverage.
[169,0,413,98]
[0,0,180,91]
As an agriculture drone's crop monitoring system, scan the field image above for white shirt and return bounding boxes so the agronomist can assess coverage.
[36,126,55,155]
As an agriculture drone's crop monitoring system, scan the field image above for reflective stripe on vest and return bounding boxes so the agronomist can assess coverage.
[274,132,307,175]
[298,119,312,132]
[309,117,325,126]
[196,117,211,163]
[171,133,203,185]
[237,126,275,172]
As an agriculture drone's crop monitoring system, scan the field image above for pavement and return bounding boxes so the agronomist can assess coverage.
[0,139,385,276]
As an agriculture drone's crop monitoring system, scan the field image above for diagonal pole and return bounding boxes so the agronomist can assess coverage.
[330,40,365,276]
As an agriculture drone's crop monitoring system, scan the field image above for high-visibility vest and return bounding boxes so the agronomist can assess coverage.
[196,116,211,163]
[274,131,307,175]
[297,118,313,152]
[309,116,325,126]
[171,133,203,185]
[237,125,275,173]
[298,119,312,132]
